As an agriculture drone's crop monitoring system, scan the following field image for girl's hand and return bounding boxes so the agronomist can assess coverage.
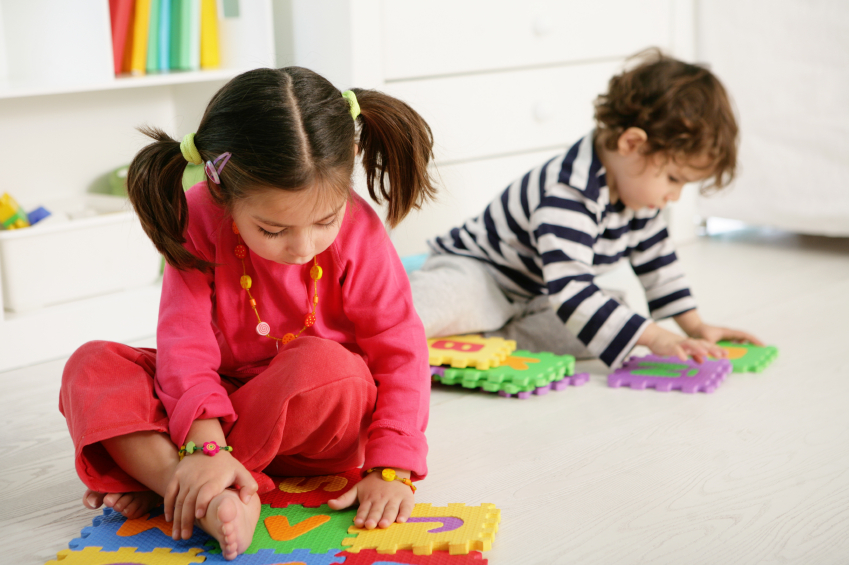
[164,451,258,541]
[688,323,764,347]
[639,323,726,363]
[327,468,416,530]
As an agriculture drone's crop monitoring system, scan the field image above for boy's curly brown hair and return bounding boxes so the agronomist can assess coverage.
[594,48,738,191]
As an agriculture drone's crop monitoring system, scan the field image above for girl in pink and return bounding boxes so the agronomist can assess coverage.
[59,67,435,560]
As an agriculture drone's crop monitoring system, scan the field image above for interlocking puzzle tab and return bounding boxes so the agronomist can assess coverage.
[343,503,500,556]
[432,350,587,398]
[608,355,732,393]
[715,341,778,372]
[46,547,204,565]
[69,507,210,553]
[427,335,516,370]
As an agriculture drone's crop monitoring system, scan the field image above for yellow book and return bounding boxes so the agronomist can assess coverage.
[130,0,152,75]
[200,0,220,69]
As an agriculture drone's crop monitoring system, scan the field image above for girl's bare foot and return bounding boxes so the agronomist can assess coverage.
[199,489,260,560]
[82,489,163,520]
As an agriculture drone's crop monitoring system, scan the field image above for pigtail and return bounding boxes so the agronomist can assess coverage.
[127,126,215,272]
[352,89,436,228]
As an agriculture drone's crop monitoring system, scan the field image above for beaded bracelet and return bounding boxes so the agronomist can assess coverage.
[366,468,417,493]
[178,441,233,460]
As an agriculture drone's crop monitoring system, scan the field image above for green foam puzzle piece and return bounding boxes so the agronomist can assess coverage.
[436,350,575,394]
[205,503,357,555]
[715,342,779,373]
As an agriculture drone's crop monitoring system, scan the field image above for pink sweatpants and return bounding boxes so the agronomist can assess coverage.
[59,337,376,494]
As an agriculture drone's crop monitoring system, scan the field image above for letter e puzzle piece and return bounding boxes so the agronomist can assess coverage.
[427,335,516,370]
[715,341,778,372]
[69,507,211,552]
[262,469,362,508]
[607,355,732,393]
[337,549,487,564]
[342,503,500,556]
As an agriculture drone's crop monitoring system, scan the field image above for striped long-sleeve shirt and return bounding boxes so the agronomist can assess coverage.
[429,133,698,367]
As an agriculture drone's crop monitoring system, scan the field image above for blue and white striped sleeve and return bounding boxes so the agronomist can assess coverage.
[532,190,650,368]
[629,211,698,320]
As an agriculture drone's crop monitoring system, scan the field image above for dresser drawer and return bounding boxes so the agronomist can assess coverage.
[384,59,620,165]
[382,0,671,80]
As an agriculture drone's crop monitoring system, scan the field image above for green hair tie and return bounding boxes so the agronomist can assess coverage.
[180,133,202,165]
[342,90,360,121]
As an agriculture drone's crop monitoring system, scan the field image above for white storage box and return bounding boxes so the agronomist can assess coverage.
[0,194,161,313]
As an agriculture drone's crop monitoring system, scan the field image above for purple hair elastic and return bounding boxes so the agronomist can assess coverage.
[204,152,231,184]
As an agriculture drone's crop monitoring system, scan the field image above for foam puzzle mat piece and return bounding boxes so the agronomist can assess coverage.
[497,372,590,398]
[608,355,732,393]
[46,547,205,565]
[342,503,500,556]
[427,335,516,370]
[205,504,357,555]
[715,341,778,372]
[262,469,362,508]
[203,548,347,564]
[69,507,211,553]
[338,549,487,564]
[435,350,575,394]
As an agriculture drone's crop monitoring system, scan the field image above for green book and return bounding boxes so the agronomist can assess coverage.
[169,0,182,70]
[146,0,161,72]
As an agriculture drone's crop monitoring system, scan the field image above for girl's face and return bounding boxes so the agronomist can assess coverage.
[601,128,712,211]
[232,187,347,265]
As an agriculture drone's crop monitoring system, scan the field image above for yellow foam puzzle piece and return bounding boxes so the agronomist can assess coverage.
[342,502,501,555]
[45,547,204,565]
[427,335,516,370]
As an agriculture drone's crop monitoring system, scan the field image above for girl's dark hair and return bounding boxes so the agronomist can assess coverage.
[594,48,738,192]
[127,67,436,271]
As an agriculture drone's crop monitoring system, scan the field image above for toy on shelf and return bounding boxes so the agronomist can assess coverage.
[427,334,516,370]
[0,192,31,230]
[607,354,732,393]
[432,350,588,398]
[50,472,497,565]
[714,341,778,372]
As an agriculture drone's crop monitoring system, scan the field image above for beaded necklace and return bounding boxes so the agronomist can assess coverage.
[232,221,323,345]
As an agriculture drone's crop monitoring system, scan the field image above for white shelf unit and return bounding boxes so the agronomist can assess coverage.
[291,0,698,257]
[0,0,277,371]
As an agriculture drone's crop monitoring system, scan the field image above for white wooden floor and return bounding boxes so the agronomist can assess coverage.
[2,229,848,565]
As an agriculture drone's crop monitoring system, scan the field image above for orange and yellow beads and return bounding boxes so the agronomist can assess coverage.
[232,221,322,345]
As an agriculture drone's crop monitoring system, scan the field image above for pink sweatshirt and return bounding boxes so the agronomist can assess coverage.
[155,183,430,479]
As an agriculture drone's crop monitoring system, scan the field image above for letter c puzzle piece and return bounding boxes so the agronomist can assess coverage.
[342,503,500,555]
[427,335,516,370]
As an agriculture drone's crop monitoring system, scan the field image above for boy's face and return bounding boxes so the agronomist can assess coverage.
[602,128,712,211]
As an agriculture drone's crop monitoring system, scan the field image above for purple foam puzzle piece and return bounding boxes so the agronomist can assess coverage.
[497,372,590,398]
[607,355,732,393]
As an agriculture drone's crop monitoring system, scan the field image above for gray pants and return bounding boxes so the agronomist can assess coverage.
[409,254,602,359]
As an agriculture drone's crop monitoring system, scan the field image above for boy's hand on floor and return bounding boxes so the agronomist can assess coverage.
[163,451,257,541]
[687,323,765,347]
[639,323,726,363]
[327,468,415,530]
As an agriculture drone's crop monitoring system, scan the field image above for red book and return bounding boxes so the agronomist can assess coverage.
[109,0,136,75]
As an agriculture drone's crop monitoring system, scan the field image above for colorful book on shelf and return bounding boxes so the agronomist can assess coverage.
[200,0,220,69]
[187,0,201,70]
[109,0,136,75]
[129,0,151,75]
[146,0,161,72]
[158,0,171,71]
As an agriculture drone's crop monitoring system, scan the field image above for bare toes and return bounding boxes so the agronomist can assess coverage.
[83,490,104,510]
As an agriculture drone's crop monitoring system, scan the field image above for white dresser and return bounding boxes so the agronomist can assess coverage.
[290,0,697,256]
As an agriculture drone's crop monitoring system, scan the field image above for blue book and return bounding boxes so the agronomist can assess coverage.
[158,0,171,71]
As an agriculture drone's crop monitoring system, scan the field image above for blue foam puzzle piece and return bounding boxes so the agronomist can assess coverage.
[201,548,346,564]
[69,507,212,552]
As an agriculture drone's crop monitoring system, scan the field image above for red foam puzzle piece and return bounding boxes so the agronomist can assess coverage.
[260,469,363,508]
